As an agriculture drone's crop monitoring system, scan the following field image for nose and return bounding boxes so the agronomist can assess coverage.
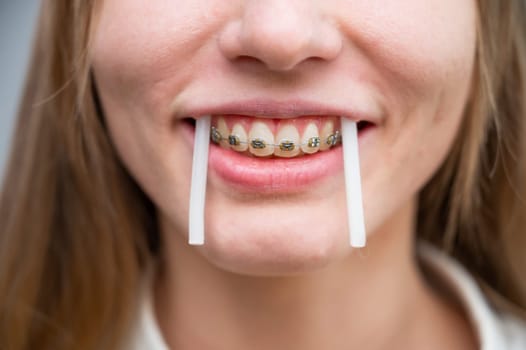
[218,1,343,72]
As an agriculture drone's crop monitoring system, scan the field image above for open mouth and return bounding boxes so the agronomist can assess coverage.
[185,115,374,159]
[181,113,375,195]
[186,114,369,247]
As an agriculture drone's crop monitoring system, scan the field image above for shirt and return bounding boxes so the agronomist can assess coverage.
[129,244,526,349]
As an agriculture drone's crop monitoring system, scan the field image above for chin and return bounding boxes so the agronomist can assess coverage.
[196,207,349,277]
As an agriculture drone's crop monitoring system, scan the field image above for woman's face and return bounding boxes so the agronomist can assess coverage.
[92,1,476,274]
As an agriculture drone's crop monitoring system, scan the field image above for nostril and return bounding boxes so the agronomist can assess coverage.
[237,55,265,65]
[233,55,269,70]
[234,54,301,72]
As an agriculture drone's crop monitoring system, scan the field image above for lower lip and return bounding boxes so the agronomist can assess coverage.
[182,122,370,193]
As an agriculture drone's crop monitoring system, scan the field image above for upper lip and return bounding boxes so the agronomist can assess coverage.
[178,98,380,124]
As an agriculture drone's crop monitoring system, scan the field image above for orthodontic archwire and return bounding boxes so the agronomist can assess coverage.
[190,118,366,248]
[210,126,342,151]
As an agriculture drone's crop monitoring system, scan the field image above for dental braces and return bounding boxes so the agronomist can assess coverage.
[190,117,366,248]
[210,126,342,151]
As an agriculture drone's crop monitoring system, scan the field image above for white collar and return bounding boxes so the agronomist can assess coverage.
[416,243,509,350]
[129,278,169,350]
[130,244,525,349]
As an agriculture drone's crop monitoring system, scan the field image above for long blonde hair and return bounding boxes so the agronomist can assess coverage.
[1,0,525,349]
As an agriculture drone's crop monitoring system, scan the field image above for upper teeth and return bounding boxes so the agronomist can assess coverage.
[248,121,275,156]
[274,124,300,157]
[210,117,342,158]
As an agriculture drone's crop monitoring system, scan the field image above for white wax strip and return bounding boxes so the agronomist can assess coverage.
[188,116,211,245]
[341,119,366,247]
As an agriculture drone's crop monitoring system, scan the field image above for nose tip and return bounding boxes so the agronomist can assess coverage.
[219,4,342,72]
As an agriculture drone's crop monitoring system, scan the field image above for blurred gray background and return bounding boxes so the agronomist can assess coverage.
[0,1,40,179]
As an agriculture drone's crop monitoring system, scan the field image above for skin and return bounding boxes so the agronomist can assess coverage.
[92,1,478,349]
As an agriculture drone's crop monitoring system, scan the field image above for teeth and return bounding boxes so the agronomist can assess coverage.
[216,118,230,149]
[211,126,222,144]
[319,120,334,151]
[230,123,248,152]
[327,130,341,147]
[274,124,301,158]
[301,123,320,154]
[248,121,275,156]
[210,118,343,158]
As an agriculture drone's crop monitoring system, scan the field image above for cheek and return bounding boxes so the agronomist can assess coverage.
[91,0,228,116]
[345,0,477,231]
[95,80,194,226]
[90,0,226,218]
[336,0,477,97]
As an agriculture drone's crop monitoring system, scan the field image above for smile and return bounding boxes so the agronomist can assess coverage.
[179,98,379,197]
[209,116,347,158]
[187,114,368,247]
[181,113,373,193]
